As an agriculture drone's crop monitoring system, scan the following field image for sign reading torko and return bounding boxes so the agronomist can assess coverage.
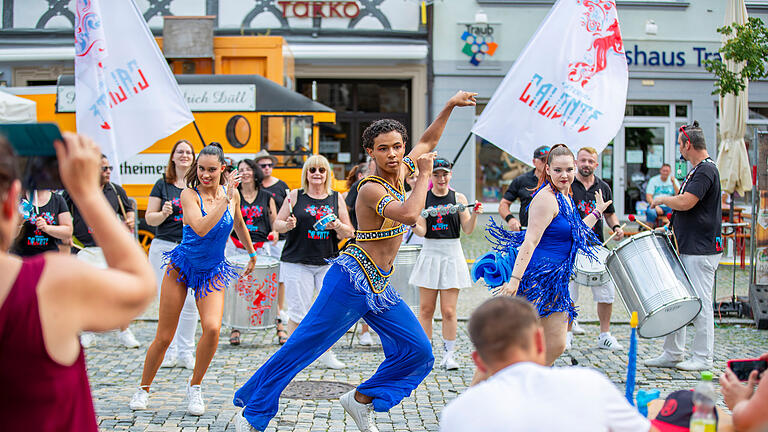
[277,1,361,18]
[460,23,499,66]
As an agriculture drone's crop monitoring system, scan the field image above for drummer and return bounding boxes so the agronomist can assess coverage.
[272,155,355,369]
[227,158,278,346]
[145,139,198,369]
[410,157,482,370]
[567,147,624,351]
[64,154,140,349]
[644,121,722,372]
[254,149,291,345]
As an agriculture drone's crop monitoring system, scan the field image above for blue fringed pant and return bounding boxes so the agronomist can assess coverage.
[233,264,434,431]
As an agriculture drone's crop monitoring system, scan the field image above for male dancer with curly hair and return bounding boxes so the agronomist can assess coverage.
[234,91,477,432]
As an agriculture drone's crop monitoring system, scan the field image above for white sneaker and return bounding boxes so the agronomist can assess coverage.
[119,328,140,348]
[161,353,177,368]
[597,333,624,351]
[235,408,259,432]
[80,332,96,348]
[565,332,573,351]
[318,350,346,369]
[644,352,683,368]
[186,380,205,416]
[179,352,195,370]
[358,332,373,346]
[442,351,459,370]
[340,389,379,432]
[676,358,713,371]
[571,320,586,335]
[129,388,149,410]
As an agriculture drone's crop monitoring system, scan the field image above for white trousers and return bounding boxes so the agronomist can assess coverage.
[662,253,721,362]
[281,261,330,323]
[148,238,198,357]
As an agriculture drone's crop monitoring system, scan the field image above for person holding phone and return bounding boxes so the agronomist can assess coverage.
[145,139,197,369]
[130,143,258,416]
[64,154,140,349]
[12,189,72,256]
[720,353,768,432]
[0,132,156,431]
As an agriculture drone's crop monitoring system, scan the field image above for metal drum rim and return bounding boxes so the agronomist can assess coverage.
[637,297,702,338]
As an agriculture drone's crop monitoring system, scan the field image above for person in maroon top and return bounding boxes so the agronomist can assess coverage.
[0,133,155,431]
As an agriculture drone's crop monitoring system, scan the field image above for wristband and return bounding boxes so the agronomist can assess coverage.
[249,251,258,258]
[504,214,515,223]
[612,224,621,231]
[591,209,603,220]
[510,274,522,282]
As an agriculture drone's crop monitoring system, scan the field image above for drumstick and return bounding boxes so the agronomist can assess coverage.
[285,189,293,215]
[628,214,653,231]
[602,223,627,246]
[33,190,39,215]
[670,226,680,254]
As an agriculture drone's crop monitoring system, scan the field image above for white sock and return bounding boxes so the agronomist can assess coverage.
[599,332,610,338]
[443,339,455,353]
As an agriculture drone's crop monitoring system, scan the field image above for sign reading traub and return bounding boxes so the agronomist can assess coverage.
[458,22,501,67]
[277,1,361,18]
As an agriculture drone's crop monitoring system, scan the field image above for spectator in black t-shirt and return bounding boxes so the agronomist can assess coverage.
[568,147,624,352]
[64,154,139,349]
[145,139,198,368]
[499,145,549,231]
[12,189,72,256]
[645,121,722,372]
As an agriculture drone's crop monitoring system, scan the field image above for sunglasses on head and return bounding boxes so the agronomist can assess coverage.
[679,125,690,141]
[308,166,326,174]
[259,163,273,168]
[434,159,452,169]
[102,166,113,172]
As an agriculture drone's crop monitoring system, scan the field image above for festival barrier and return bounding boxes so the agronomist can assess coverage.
[606,231,701,338]
[223,255,280,331]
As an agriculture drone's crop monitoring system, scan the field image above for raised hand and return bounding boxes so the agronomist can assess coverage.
[53,132,101,198]
[594,190,613,214]
[449,90,478,107]
[226,169,241,201]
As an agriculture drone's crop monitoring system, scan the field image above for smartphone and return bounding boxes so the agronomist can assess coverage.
[728,358,768,381]
[0,123,63,190]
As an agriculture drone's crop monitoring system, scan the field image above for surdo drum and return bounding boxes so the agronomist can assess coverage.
[606,231,702,338]
[573,246,612,286]
[223,255,280,330]
[390,244,421,311]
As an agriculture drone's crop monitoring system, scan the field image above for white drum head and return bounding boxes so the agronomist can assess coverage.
[230,254,278,270]
[638,298,702,338]
[575,246,610,274]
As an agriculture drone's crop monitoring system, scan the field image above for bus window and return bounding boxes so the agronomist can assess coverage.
[261,115,313,167]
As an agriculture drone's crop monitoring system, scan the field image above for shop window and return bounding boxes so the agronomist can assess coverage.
[675,104,688,118]
[749,107,768,120]
[261,115,313,168]
[625,104,670,117]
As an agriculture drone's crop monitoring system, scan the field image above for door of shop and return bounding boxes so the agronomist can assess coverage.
[613,123,672,217]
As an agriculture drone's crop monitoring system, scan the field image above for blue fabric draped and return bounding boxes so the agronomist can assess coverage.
[472,182,600,320]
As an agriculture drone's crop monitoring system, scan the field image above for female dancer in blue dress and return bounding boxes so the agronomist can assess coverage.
[473,144,611,366]
[234,90,478,432]
[130,143,258,415]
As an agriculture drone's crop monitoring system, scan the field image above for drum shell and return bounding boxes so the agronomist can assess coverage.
[76,247,107,269]
[573,247,611,286]
[606,231,702,338]
[390,245,421,311]
[223,255,280,330]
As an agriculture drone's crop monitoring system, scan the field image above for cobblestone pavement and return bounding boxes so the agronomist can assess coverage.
[89,318,765,431]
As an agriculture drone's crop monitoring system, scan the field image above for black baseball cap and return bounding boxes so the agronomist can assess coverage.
[651,390,718,432]
[533,146,550,160]
[433,157,452,172]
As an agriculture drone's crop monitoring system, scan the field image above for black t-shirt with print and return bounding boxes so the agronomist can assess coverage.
[65,182,133,248]
[503,170,538,227]
[262,179,289,240]
[149,178,184,243]
[571,177,615,242]
[280,190,339,265]
[672,159,723,255]
[236,189,274,243]
[13,193,69,256]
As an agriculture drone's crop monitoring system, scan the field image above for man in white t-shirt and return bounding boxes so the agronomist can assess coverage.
[645,163,679,223]
[440,297,655,432]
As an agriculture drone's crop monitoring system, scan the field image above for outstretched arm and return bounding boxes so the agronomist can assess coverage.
[406,91,477,164]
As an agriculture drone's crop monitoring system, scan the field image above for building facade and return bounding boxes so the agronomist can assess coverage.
[0,0,428,181]
[432,0,768,216]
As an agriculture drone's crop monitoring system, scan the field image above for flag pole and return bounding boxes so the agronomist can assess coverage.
[193,120,206,147]
[452,132,474,165]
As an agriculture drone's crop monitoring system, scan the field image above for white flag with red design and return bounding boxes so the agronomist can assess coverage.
[74,0,193,182]
[472,0,628,163]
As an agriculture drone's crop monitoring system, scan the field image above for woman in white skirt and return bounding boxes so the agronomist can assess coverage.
[410,157,482,370]
[145,139,198,369]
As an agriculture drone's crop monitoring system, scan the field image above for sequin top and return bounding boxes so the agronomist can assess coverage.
[355,175,407,242]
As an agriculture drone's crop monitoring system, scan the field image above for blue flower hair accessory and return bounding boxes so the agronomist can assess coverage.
[471,248,518,289]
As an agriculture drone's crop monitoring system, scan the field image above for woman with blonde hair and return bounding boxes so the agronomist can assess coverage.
[144,139,197,369]
[273,155,355,368]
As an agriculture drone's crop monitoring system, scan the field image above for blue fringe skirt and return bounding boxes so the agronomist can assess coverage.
[162,245,239,300]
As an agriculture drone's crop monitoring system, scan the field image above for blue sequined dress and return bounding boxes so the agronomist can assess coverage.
[163,187,239,299]
[474,183,599,321]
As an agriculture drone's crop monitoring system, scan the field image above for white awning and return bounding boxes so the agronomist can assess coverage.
[0,90,36,123]
[0,47,75,62]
